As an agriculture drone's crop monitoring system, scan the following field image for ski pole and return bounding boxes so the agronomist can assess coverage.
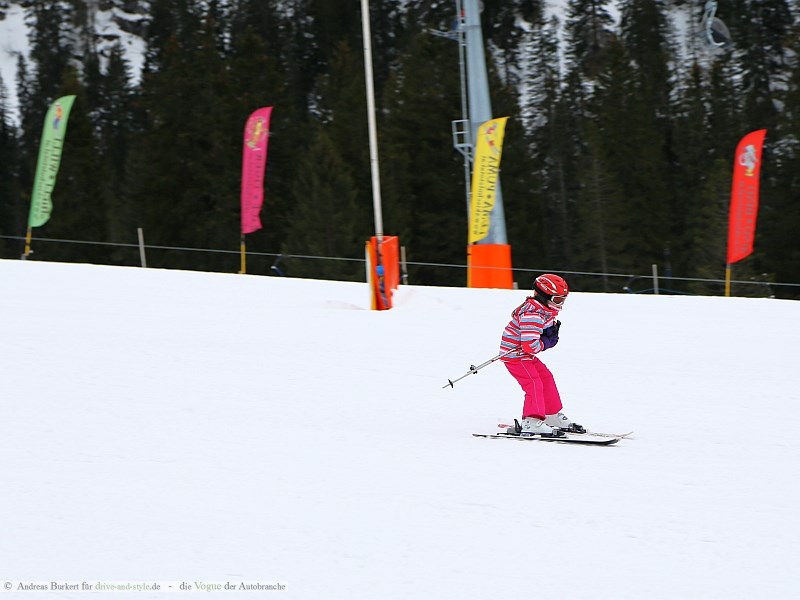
[443,346,520,389]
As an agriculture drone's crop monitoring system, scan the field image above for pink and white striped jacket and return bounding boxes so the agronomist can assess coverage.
[499,296,560,361]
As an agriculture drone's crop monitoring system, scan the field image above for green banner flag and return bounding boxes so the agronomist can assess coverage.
[28,95,76,228]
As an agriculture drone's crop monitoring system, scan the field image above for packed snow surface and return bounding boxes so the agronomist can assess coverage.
[2,259,799,599]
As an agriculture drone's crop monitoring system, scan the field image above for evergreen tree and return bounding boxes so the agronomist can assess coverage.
[19,1,74,152]
[96,44,136,264]
[125,1,240,271]
[140,0,198,75]
[522,14,574,270]
[705,59,745,162]
[757,17,800,297]
[281,39,373,278]
[619,0,672,109]
[279,0,323,118]
[481,0,543,85]
[368,0,407,91]
[282,127,363,281]
[547,67,591,272]
[0,74,22,258]
[578,39,672,276]
[380,28,465,286]
[565,0,616,77]
[573,124,624,291]
[668,61,710,282]
[312,41,372,224]
[230,0,286,62]
[684,157,730,296]
[733,0,793,131]
[14,56,35,232]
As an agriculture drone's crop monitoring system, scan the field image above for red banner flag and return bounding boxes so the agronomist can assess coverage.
[241,107,273,235]
[727,129,766,264]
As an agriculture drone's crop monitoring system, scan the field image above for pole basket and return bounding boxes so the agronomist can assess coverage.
[366,235,400,310]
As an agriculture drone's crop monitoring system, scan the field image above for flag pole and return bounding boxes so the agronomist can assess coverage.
[239,235,247,274]
[724,264,731,297]
[360,0,384,242]
[22,226,33,259]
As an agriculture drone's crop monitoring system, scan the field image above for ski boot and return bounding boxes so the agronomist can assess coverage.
[545,412,586,434]
[514,417,565,438]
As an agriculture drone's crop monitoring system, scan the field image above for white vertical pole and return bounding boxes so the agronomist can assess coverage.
[137,227,147,268]
[360,0,384,241]
[652,263,659,295]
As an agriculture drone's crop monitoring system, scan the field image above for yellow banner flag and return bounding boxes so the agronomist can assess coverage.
[468,117,508,244]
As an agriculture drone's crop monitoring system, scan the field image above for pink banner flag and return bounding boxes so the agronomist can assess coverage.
[241,107,273,235]
[727,129,767,264]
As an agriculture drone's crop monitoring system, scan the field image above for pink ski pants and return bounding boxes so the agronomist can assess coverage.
[504,358,563,420]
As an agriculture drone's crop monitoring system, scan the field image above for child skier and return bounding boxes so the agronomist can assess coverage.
[500,273,585,437]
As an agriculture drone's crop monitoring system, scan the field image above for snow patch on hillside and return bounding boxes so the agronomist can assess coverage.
[0,2,30,122]
[0,1,147,125]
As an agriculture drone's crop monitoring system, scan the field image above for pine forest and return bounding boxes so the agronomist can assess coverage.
[0,0,799,298]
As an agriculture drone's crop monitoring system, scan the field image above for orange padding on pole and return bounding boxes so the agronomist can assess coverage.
[368,236,400,310]
[467,244,514,289]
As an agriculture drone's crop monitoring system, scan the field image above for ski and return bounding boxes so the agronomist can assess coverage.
[473,432,620,445]
[497,423,633,439]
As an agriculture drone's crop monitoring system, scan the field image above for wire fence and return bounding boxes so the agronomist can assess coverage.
[2,233,798,299]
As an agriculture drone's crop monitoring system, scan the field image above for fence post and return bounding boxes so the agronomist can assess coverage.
[400,245,409,285]
[652,263,659,295]
[137,228,147,268]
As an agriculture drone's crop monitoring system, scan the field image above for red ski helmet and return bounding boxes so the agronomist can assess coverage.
[533,273,569,310]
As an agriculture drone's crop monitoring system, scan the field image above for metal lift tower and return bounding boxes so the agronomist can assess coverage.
[449,0,513,288]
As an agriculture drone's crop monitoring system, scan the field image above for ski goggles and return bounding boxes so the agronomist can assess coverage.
[550,295,567,308]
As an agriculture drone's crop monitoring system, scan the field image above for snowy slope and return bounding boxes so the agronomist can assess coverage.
[2,258,799,599]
